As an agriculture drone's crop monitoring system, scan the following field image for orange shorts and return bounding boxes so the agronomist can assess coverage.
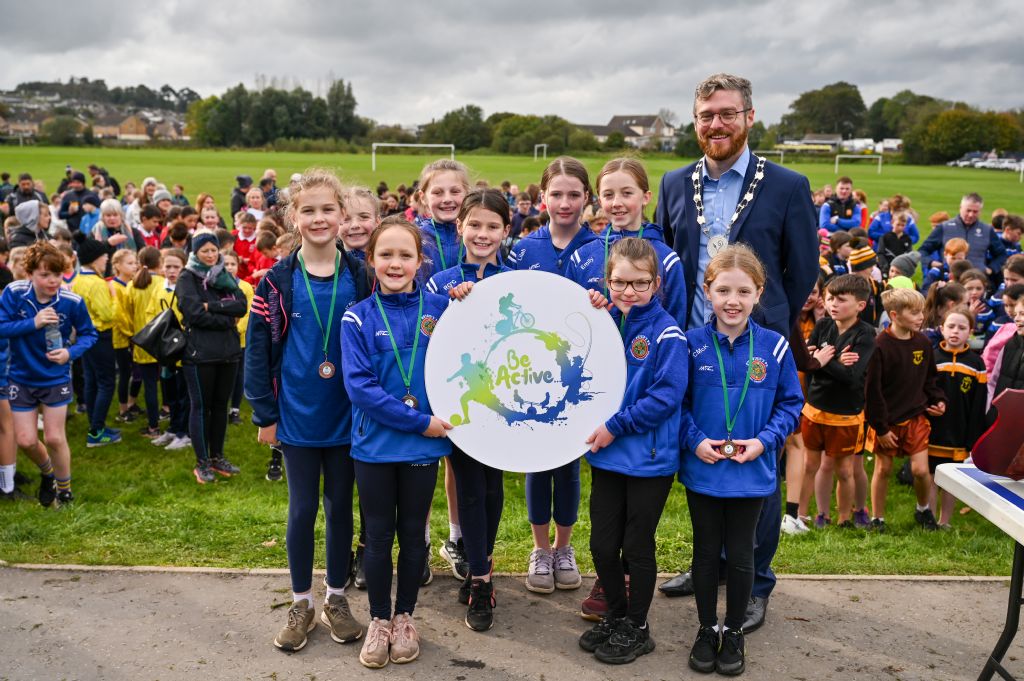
[801,419,865,458]
[873,414,931,458]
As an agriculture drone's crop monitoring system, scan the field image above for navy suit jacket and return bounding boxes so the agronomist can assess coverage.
[655,152,818,335]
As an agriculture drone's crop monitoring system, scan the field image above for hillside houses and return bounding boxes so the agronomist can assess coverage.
[577,114,676,150]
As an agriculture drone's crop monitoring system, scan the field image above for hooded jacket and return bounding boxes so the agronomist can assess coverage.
[417,216,463,281]
[10,200,48,250]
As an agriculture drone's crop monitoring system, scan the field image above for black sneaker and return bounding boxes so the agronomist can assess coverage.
[458,571,472,605]
[594,619,655,665]
[266,456,283,482]
[159,407,171,422]
[465,579,495,632]
[126,405,143,418]
[228,409,242,425]
[688,625,719,673]
[75,403,88,414]
[579,615,620,653]
[211,457,240,477]
[353,545,367,590]
[440,538,470,580]
[56,489,74,507]
[115,411,136,423]
[194,462,216,484]
[38,474,57,507]
[421,542,433,586]
[870,518,887,533]
[915,508,939,530]
[1,488,31,502]
[716,628,745,676]
[14,471,29,486]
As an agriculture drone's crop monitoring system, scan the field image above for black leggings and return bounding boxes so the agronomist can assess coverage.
[687,489,764,630]
[183,362,237,463]
[231,348,245,410]
[139,363,161,428]
[115,347,133,405]
[163,368,189,437]
[448,447,504,576]
[589,467,674,626]
[354,459,437,620]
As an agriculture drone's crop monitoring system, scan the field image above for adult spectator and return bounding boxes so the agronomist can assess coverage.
[818,176,863,232]
[230,175,253,217]
[261,169,278,207]
[87,164,120,197]
[868,193,920,245]
[5,173,47,216]
[126,177,158,230]
[58,172,101,233]
[918,193,1005,275]
[654,73,818,633]
[0,173,12,201]
[10,200,50,249]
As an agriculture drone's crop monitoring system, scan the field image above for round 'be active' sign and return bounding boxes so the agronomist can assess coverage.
[424,270,627,473]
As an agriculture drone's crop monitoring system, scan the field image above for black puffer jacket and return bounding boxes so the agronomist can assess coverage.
[175,268,247,365]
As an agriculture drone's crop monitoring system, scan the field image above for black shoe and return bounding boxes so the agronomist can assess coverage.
[228,409,242,425]
[579,615,620,653]
[689,625,719,673]
[594,619,654,665]
[210,456,240,477]
[915,507,939,531]
[743,596,768,633]
[265,455,283,482]
[838,519,855,529]
[56,489,74,507]
[354,545,367,589]
[716,628,745,676]
[421,542,433,586]
[76,403,88,414]
[870,518,887,533]
[440,538,470,580]
[896,459,914,486]
[458,571,472,605]
[465,579,495,632]
[38,474,56,507]
[13,471,29,486]
[1,488,31,501]
[659,571,695,597]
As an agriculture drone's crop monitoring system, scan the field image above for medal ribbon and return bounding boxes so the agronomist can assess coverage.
[431,218,464,272]
[373,291,424,398]
[711,326,754,438]
[297,251,340,361]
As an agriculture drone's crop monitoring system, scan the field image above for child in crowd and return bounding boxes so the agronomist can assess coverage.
[246,231,278,285]
[922,282,966,346]
[984,284,1024,376]
[519,216,541,238]
[877,212,913,264]
[928,306,987,527]
[508,157,598,597]
[222,250,251,428]
[566,158,686,327]
[233,212,259,280]
[137,205,163,250]
[341,217,451,668]
[247,170,369,653]
[847,240,883,326]
[109,250,138,421]
[681,244,802,676]
[340,187,381,261]
[0,241,98,506]
[245,188,266,221]
[510,192,539,240]
[276,233,297,256]
[799,275,876,528]
[959,269,994,349]
[578,238,686,664]
[819,231,852,279]
[865,288,946,532]
[119,247,167,438]
[923,238,969,293]
[150,249,190,451]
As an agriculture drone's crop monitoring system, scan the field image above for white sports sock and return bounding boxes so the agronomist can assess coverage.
[325,583,345,601]
[293,592,312,607]
[0,464,14,493]
[916,503,929,512]
[425,523,431,545]
[449,523,462,542]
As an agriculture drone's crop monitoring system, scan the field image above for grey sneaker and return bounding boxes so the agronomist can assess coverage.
[553,545,582,590]
[526,547,555,594]
[273,600,317,652]
[389,613,420,664]
[321,594,364,643]
[359,617,391,668]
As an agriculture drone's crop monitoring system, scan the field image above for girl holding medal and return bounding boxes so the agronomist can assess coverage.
[245,170,371,653]
[342,216,452,668]
[680,244,802,676]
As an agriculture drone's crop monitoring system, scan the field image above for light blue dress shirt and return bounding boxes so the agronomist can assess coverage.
[689,147,751,331]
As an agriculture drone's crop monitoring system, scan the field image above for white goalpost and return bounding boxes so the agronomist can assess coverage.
[835,154,883,175]
[534,143,549,161]
[371,143,455,171]
[755,149,784,164]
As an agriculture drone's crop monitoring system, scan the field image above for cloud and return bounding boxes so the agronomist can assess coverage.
[3,0,1021,128]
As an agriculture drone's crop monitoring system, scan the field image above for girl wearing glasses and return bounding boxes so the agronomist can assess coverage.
[578,237,688,665]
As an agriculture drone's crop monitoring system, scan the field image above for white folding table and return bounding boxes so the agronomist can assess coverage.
[936,463,1024,681]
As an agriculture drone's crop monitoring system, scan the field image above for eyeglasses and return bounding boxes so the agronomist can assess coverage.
[608,278,653,293]
[695,109,750,125]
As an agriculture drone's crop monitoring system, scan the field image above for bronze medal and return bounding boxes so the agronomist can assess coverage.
[402,393,419,409]
[318,360,336,379]
[722,440,738,458]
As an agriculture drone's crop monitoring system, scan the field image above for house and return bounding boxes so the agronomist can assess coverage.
[118,114,150,141]
[148,120,179,140]
[92,113,124,139]
[577,114,677,150]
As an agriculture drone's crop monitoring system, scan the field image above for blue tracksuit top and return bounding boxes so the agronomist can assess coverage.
[506,224,598,277]
[585,299,687,477]
[417,216,462,280]
[679,319,803,498]
[565,223,687,327]
[341,287,452,464]
[425,260,510,295]
[0,280,98,387]
[0,339,8,387]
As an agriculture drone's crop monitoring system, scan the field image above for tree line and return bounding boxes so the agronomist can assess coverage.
[15,77,200,113]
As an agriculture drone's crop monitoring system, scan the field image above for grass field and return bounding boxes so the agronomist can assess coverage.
[4,147,1024,228]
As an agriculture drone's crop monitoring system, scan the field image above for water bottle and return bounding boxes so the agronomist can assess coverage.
[45,323,62,353]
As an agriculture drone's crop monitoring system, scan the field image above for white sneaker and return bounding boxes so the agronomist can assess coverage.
[151,432,176,447]
[165,435,192,450]
[781,514,810,535]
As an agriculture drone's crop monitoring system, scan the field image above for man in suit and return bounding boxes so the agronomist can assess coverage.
[654,73,818,633]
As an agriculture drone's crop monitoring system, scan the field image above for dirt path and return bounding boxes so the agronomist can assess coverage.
[0,567,1019,680]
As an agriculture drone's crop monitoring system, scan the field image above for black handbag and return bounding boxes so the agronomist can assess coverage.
[131,293,186,364]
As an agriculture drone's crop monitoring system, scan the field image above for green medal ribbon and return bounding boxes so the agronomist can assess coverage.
[431,218,463,272]
[711,326,754,439]
[373,291,424,398]
[297,251,340,361]
[619,311,628,338]
[602,225,645,299]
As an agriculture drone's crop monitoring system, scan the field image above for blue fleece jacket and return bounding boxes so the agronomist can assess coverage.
[868,210,921,245]
[586,299,687,477]
[0,280,98,387]
[565,223,687,327]
[506,224,598,277]
[425,260,510,295]
[679,320,803,498]
[819,202,864,232]
[341,288,452,464]
[0,339,8,387]
[418,216,463,280]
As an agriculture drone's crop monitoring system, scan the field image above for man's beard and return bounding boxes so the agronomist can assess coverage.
[697,123,749,162]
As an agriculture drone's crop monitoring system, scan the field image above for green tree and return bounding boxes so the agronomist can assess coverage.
[326,79,364,140]
[779,81,866,138]
[185,96,221,145]
[904,109,1023,163]
[567,128,599,152]
[491,114,574,153]
[421,104,491,150]
[674,123,701,157]
[604,131,627,150]
[40,116,82,145]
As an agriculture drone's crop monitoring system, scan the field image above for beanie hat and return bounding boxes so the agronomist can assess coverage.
[887,276,915,290]
[152,189,173,204]
[142,177,158,189]
[889,251,921,278]
[70,171,87,184]
[848,244,878,272]
[236,174,253,188]
[191,230,220,252]
[75,233,108,266]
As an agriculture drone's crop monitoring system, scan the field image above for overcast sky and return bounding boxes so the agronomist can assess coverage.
[5,0,1021,128]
